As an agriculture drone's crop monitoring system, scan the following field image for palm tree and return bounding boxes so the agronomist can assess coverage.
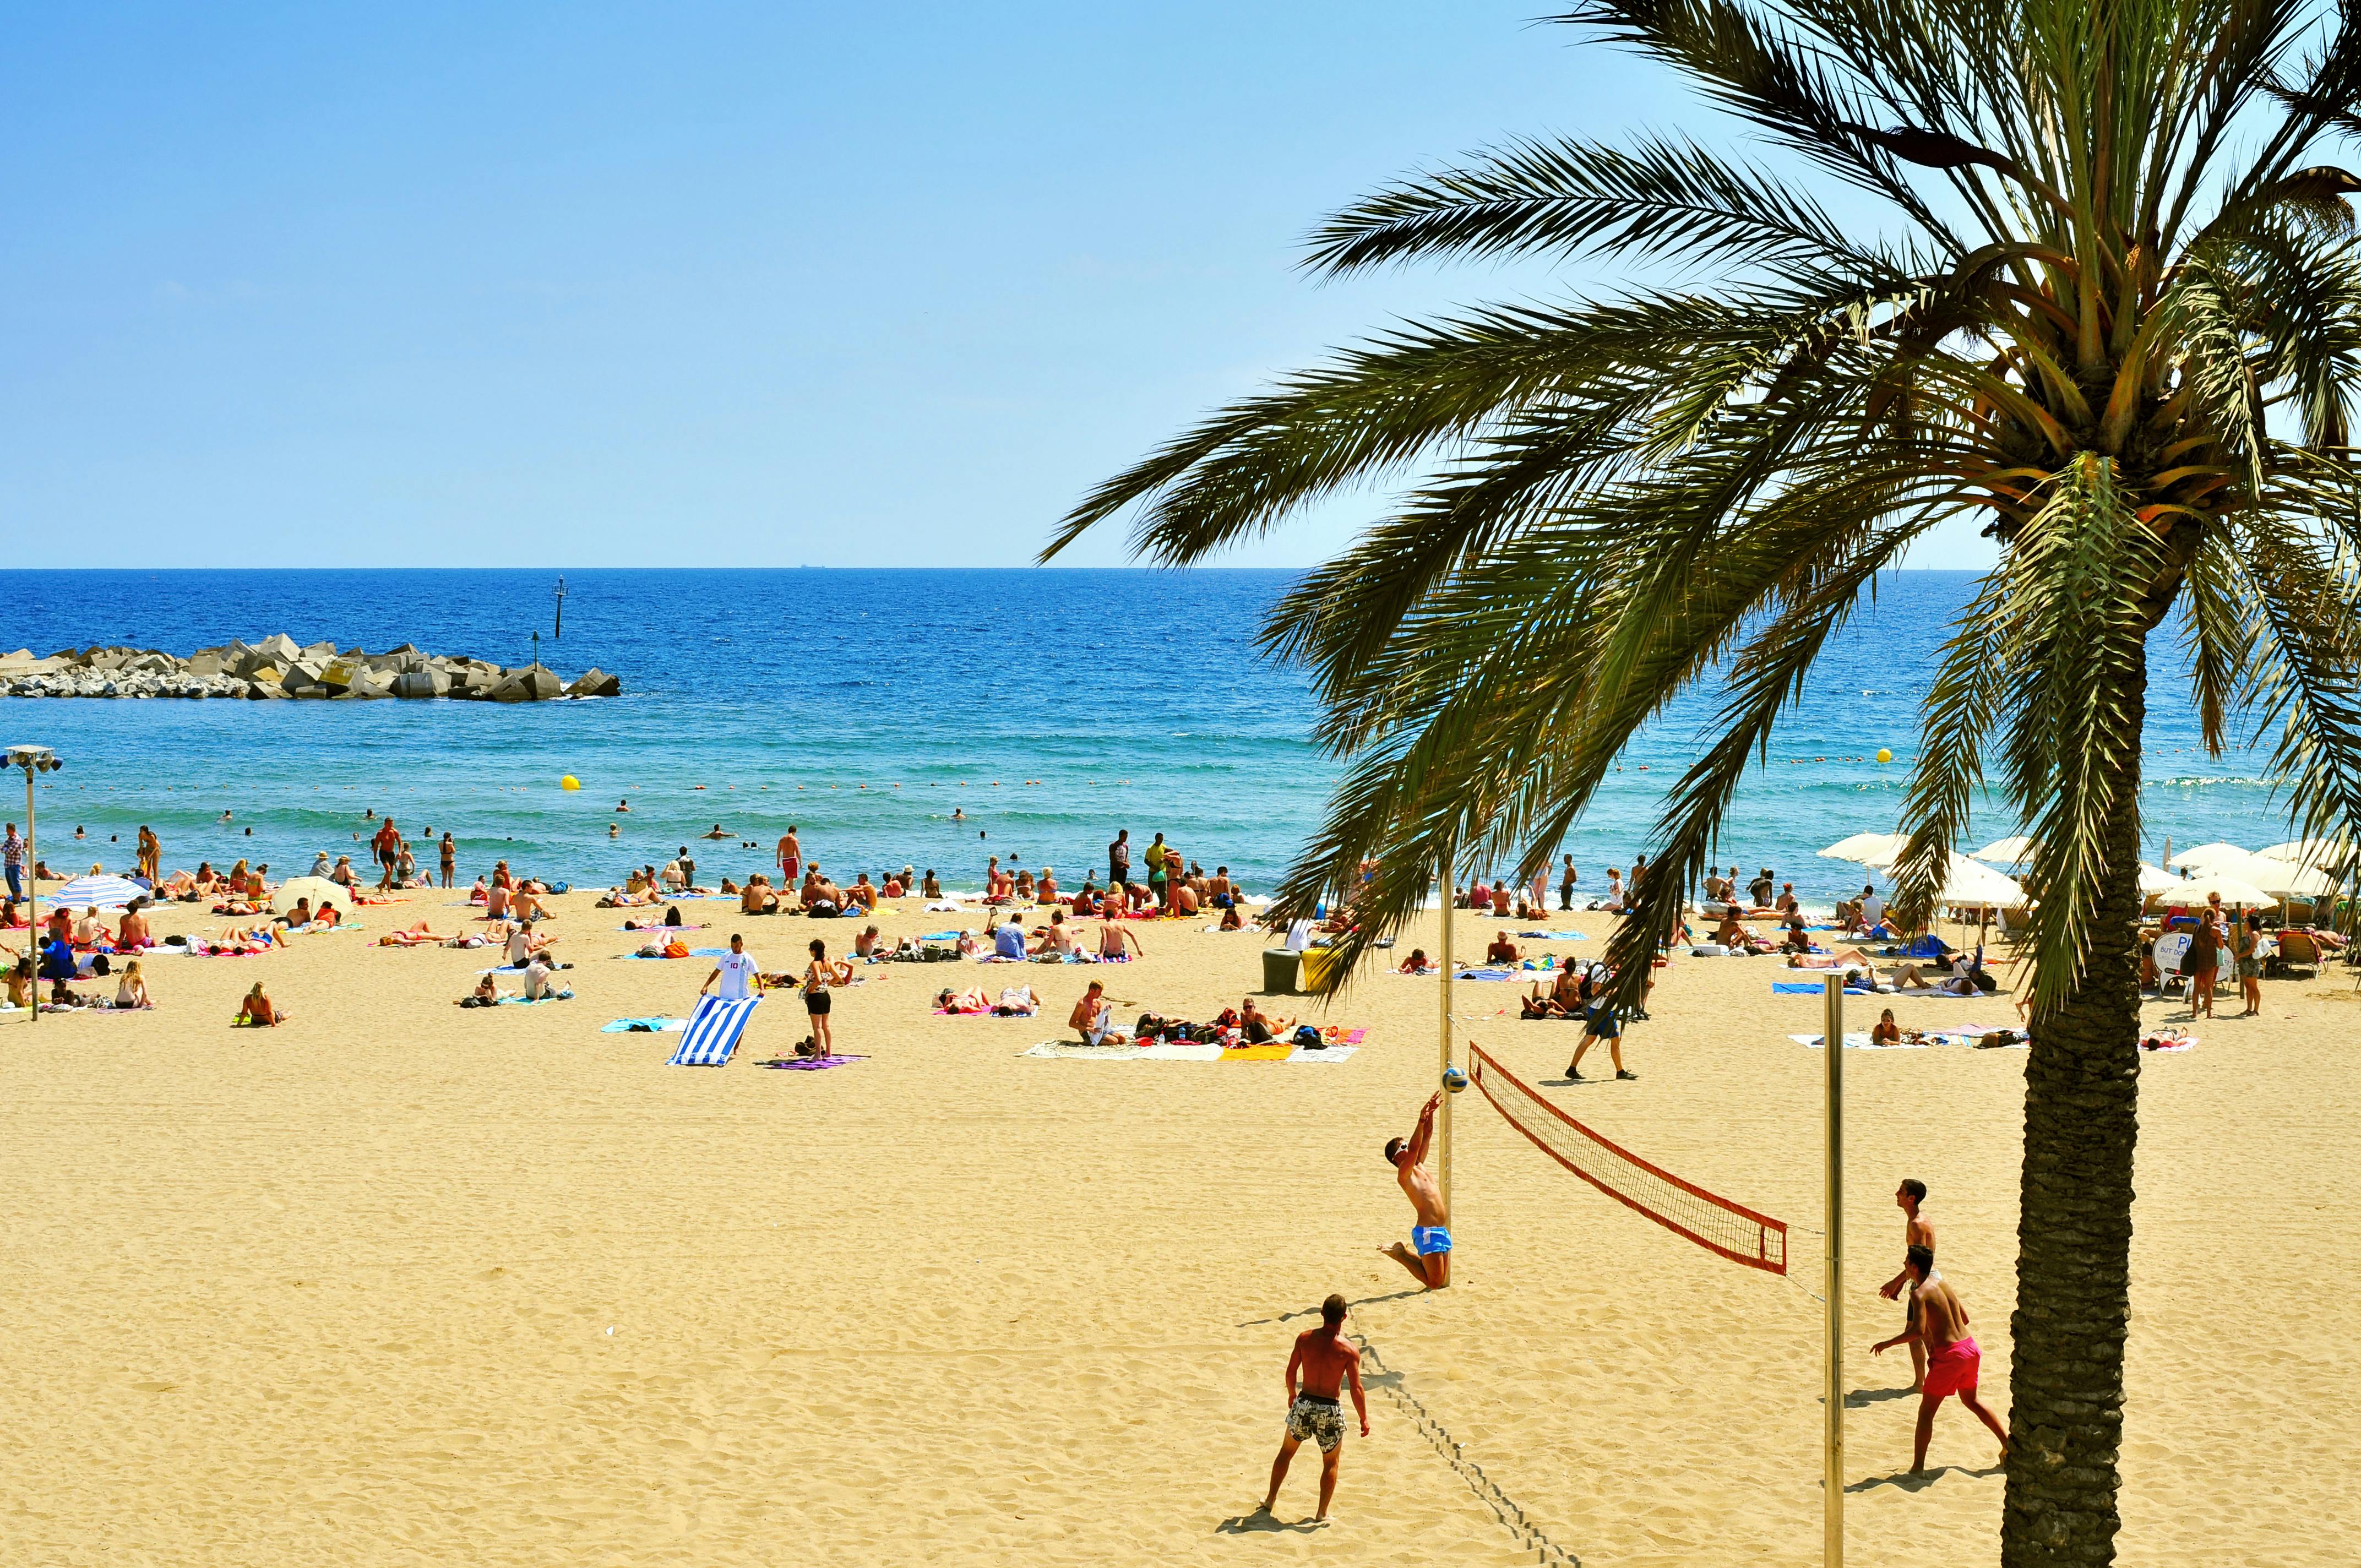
[1048,2,2361,1561]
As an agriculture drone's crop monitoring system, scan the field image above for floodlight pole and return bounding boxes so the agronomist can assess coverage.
[1823,971,1846,1565]
[1437,848,1454,1218]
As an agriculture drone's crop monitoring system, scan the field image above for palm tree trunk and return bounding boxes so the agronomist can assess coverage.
[2000,650,2145,1566]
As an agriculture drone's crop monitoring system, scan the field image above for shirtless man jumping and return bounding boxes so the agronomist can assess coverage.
[1380,1092,1450,1288]
[1876,1178,1937,1390]
[1873,1245,2009,1471]
[1258,1293,1369,1521]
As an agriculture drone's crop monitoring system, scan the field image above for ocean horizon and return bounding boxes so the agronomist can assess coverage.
[0,567,2287,902]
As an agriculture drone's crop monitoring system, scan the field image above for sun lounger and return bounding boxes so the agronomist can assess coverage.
[668,994,760,1066]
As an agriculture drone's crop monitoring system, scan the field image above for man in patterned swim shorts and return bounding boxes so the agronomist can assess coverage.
[1259,1294,1369,1521]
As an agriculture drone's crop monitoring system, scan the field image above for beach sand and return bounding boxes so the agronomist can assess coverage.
[2,889,2352,1565]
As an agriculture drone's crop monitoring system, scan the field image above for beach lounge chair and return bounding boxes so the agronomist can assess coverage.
[2269,930,2321,981]
[668,994,760,1066]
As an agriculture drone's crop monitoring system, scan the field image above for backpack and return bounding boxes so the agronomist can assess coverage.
[1292,1025,1325,1049]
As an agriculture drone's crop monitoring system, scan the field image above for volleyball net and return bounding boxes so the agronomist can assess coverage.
[1467,1043,1789,1275]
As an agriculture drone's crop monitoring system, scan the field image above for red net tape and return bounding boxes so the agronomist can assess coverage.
[1468,1043,1788,1275]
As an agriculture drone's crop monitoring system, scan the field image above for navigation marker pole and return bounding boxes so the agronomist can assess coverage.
[1824,972,1845,1566]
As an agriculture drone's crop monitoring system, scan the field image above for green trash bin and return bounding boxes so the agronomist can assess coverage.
[1261,946,1303,994]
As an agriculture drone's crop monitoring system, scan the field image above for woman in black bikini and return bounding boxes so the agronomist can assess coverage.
[802,938,841,1057]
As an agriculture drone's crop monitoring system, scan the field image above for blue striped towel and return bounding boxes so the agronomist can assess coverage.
[670,994,760,1066]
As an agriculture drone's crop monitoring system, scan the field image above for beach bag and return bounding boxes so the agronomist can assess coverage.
[1292,1024,1325,1049]
[663,906,683,927]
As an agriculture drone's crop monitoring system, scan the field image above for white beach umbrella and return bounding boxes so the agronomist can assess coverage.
[1818,831,1907,867]
[2137,864,2182,897]
[2167,841,2249,870]
[2241,857,2338,898]
[1973,834,2039,864]
[2167,868,2276,907]
[2257,837,2344,867]
[1936,853,2026,908]
[46,873,150,910]
[271,875,358,914]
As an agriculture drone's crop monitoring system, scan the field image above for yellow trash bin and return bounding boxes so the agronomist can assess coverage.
[1299,945,1342,993]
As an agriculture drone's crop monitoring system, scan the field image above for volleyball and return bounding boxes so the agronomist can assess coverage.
[1875,748,1892,764]
[1443,1065,1470,1095]
[559,775,581,791]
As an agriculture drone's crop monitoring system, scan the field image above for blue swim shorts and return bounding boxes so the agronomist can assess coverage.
[1412,1224,1452,1256]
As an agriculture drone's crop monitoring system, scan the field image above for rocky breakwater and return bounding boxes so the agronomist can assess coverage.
[0,636,620,702]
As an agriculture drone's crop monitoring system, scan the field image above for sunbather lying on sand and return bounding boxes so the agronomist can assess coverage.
[376,922,447,947]
[937,986,993,1015]
[1891,963,1978,995]
[1788,947,1876,972]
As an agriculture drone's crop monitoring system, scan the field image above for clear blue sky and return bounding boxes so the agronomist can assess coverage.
[2,2,1997,570]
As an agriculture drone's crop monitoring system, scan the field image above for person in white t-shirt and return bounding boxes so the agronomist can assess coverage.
[702,933,760,1001]
[1858,886,1888,933]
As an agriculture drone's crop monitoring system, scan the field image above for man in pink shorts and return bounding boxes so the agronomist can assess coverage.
[1873,1245,2009,1472]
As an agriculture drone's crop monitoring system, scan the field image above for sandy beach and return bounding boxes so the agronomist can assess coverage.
[2,888,2352,1566]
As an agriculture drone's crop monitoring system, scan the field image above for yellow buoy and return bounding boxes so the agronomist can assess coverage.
[560,775,581,791]
[1875,748,1892,764]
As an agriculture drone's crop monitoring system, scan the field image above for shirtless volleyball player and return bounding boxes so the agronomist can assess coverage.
[1259,1294,1369,1521]
[1381,1092,1450,1288]
[1877,1178,1937,1390]
[1873,1245,2008,1471]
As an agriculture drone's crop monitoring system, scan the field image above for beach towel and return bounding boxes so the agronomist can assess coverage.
[1452,968,1518,982]
[1284,1043,1357,1063]
[1020,1039,1226,1061]
[1774,979,1876,995]
[759,1053,866,1070]
[1514,930,1589,940]
[617,947,728,960]
[493,991,575,1005]
[669,994,760,1066]
[618,922,706,933]
[601,1016,687,1033]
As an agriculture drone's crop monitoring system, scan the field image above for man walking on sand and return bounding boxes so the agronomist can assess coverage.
[1877,1178,1938,1391]
[1873,1245,2009,1472]
[1259,1293,1368,1521]
[1380,1092,1451,1288]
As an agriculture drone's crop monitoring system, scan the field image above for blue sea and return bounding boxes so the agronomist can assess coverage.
[0,569,2286,901]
